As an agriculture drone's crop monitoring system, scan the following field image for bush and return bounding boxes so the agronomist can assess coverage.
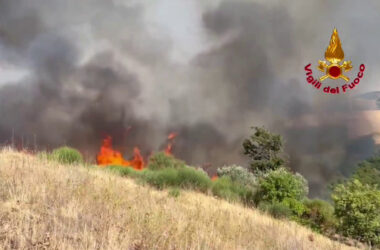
[147,152,186,170]
[302,199,337,233]
[216,165,257,188]
[258,198,306,220]
[282,198,307,217]
[142,167,212,192]
[258,201,293,219]
[107,164,211,193]
[211,176,255,204]
[255,168,308,204]
[107,165,143,179]
[332,179,380,244]
[52,146,83,164]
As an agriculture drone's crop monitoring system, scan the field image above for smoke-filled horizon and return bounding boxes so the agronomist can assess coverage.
[1,0,380,196]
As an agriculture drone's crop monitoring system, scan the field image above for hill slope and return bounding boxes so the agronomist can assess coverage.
[0,149,357,250]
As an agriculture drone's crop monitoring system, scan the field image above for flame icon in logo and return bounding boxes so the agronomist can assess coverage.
[318,28,353,81]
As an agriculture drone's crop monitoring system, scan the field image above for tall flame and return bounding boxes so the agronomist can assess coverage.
[96,136,145,170]
[96,133,218,180]
[130,147,144,170]
[325,28,344,64]
[167,132,178,140]
[165,132,178,155]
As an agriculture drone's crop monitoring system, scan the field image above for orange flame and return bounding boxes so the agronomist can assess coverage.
[168,132,178,140]
[211,175,218,181]
[165,132,178,155]
[165,144,173,155]
[96,136,145,170]
[130,147,144,170]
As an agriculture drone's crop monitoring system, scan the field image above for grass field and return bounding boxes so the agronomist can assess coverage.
[0,148,358,250]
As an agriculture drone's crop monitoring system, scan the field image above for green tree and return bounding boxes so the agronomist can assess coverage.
[243,127,285,174]
[332,179,380,245]
[352,156,380,189]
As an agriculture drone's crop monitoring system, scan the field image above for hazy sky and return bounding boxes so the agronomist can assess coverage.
[145,0,207,63]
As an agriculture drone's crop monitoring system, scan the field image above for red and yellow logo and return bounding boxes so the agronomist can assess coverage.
[304,28,365,94]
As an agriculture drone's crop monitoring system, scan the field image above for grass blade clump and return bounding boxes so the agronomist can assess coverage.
[52,146,83,164]
[168,188,181,198]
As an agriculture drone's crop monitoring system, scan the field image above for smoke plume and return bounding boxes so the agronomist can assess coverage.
[1,0,379,196]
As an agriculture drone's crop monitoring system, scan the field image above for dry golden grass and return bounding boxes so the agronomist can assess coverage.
[0,148,358,250]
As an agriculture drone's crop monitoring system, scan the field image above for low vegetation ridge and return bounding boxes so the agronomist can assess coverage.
[0,148,357,250]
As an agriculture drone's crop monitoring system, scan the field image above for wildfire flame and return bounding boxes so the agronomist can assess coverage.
[165,132,178,156]
[167,132,178,140]
[96,136,145,170]
[96,133,219,181]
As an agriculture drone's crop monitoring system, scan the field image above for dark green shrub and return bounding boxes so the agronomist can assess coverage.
[142,167,212,192]
[147,152,186,170]
[332,179,380,244]
[52,146,83,164]
[302,199,337,233]
[255,168,308,204]
[258,201,293,219]
[243,127,285,174]
[216,165,257,188]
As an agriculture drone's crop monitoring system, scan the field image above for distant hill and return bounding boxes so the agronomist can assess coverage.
[356,91,380,101]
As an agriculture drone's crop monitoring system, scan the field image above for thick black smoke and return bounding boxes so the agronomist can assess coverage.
[0,0,159,155]
[193,1,378,196]
[0,0,379,196]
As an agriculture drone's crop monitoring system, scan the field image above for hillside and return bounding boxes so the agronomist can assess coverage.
[0,149,357,250]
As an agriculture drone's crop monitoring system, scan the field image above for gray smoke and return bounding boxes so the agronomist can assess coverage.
[1,0,379,196]
[190,1,377,196]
